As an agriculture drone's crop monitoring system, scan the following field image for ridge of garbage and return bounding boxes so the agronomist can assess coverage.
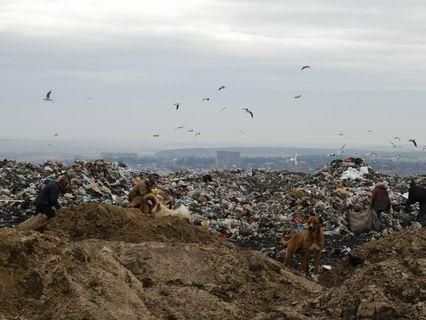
[0,158,422,266]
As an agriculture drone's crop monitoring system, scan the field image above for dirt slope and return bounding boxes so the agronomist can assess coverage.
[0,204,322,320]
[317,229,426,319]
[0,204,424,319]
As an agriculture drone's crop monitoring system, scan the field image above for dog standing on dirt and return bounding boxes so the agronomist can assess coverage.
[281,215,324,274]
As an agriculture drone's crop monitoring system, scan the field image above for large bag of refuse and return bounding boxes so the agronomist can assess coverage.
[16,213,48,231]
[349,210,373,234]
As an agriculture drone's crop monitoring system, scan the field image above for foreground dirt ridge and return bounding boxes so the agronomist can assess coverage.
[0,204,424,320]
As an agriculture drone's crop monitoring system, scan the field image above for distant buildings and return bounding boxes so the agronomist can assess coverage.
[216,151,241,168]
[100,152,138,162]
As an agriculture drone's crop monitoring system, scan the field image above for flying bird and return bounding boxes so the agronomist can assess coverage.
[338,132,344,136]
[368,130,373,133]
[218,85,226,91]
[220,107,228,112]
[394,137,401,141]
[337,144,346,154]
[202,98,210,102]
[43,90,53,101]
[194,131,201,137]
[54,133,59,137]
[153,134,160,138]
[301,66,311,71]
[409,139,417,147]
[242,108,254,118]
[238,128,247,135]
[174,102,180,110]
[294,95,303,99]
[174,125,185,131]
[86,97,92,101]
[389,141,397,148]
[187,129,194,133]
[327,153,336,157]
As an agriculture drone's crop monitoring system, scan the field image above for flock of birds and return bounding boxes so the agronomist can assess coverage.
[42,64,424,160]
[165,66,313,137]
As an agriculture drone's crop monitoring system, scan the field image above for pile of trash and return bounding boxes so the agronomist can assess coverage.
[0,157,422,266]
[0,160,140,227]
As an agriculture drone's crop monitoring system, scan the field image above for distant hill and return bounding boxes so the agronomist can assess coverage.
[155,147,340,158]
[154,146,426,159]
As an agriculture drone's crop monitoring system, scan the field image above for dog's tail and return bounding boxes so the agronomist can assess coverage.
[143,193,161,213]
[280,234,290,247]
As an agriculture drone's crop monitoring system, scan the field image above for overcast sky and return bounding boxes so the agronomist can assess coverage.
[0,0,425,151]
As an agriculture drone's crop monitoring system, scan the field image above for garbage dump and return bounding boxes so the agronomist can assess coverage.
[0,203,424,320]
[0,157,423,267]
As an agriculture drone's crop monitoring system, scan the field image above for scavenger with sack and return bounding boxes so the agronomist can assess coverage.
[370,181,391,231]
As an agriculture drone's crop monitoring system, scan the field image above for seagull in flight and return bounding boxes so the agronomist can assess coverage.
[194,131,201,137]
[43,90,53,101]
[327,153,336,157]
[301,65,311,71]
[294,95,303,99]
[220,107,228,112]
[394,137,401,141]
[338,132,344,136]
[54,133,59,137]
[368,130,373,133]
[174,102,180,110]
[218,85,226,91]
[337,144,346,154]
[409,139,417,147]
[389,141,397,148]
[187,129,194,133]
[238,128,247,135]
[242,108,254,118]
[202,98,210,102]
[174,125,185,131]
[153,134,160,138]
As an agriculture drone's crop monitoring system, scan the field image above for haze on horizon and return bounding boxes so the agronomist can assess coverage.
[0,0,425,151]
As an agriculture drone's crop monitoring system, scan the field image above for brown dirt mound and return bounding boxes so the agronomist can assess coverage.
[44,203,217,244]
[1,204,424,320]
[316,229,426,319]
[0,228,322,320]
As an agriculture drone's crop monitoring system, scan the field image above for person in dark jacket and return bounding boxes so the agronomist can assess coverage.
[371,182,391,230]
[35,177,68,219]
[405,181,426,226]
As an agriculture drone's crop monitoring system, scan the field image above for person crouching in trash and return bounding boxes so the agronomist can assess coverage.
[34,177,69,219]
[370,181,391,230]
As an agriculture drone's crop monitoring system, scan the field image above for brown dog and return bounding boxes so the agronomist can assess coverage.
[281,215,324,274]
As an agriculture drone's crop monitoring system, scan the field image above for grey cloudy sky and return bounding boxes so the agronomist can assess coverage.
[0,0,425,150]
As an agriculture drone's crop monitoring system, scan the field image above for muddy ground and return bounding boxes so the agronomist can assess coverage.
[0,204,424,319]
